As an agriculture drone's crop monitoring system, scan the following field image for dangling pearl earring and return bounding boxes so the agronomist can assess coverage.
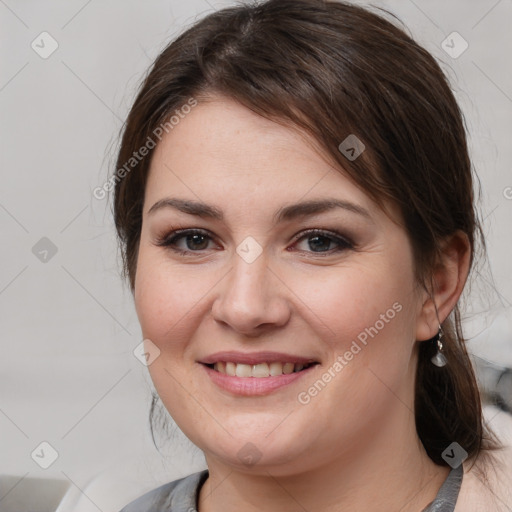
[431,325,447,367]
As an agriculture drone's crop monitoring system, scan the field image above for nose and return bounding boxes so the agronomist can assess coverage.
[211,249,291,337]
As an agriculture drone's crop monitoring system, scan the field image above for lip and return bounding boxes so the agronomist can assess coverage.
[200,360,318,396]
[198,351,317,366]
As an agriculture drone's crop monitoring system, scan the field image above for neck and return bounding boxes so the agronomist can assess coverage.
[198,398,450,512]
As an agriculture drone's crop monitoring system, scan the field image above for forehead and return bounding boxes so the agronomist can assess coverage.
[144,96,388,223]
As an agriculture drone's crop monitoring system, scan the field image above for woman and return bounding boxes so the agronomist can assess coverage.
[112,0,511,510]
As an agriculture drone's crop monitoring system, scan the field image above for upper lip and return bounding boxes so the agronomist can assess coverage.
[198,351,318,365]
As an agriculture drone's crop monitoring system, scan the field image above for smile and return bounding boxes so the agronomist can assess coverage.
[199,352,320,396]
[208,361,317,377]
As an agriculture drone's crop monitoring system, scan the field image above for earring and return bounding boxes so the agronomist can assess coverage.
[431,326,447,367]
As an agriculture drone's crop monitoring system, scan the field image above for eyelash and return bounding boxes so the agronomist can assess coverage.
[154,227,355,257]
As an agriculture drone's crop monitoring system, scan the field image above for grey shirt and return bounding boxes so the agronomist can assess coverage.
[119,464,463,512]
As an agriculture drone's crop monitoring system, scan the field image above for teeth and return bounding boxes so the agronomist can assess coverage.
[269,362,283,376]
[212,361,313,377]
[225,362,236,376]
[252,363,270,378]
[283,362,295,374]
[235,363,252,377]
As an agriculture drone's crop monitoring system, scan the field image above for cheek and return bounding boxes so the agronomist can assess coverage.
[291,260,419,416]
[133,253,211,350]
[292,267,417,431]
[290,262,414,348]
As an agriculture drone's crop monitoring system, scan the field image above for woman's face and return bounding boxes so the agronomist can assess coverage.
[134,95,428,475]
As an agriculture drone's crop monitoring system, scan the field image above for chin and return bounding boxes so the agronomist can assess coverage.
[193,420,314,472]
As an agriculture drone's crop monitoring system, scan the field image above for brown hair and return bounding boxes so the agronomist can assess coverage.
[112,0,502,470]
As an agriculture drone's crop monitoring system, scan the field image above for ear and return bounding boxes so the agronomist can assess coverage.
[415,230,471,341]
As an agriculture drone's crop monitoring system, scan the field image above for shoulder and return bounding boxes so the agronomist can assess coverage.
[119,470,208,512]
[455,407,512,511]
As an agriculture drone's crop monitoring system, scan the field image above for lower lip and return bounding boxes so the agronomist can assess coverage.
[201,364,317,396]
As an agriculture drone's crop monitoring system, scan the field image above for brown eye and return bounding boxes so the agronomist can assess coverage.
[156,229,216,254]
[182,232,210,250]
[292,229,354,254]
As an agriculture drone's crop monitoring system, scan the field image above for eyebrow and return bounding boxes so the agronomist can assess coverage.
[147,197,372,223]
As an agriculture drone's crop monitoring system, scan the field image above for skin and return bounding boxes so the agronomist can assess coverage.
[133,94,471,512]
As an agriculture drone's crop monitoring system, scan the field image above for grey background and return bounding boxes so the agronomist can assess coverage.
[1,0,511,509]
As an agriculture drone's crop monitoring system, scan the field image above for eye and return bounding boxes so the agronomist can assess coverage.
[155,227,354,256]
[155,228,217,254]
[291,229,354,255]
